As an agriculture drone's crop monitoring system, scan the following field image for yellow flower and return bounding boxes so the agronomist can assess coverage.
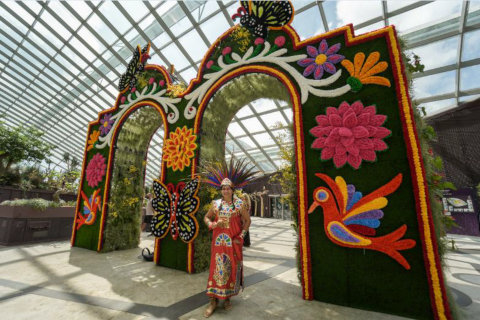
[167,82,187,97]
[123,178,131,186]
[87,130,100,151]
[231,26,252,52]
[341,51,391,92]
[163,126,198,172]
[129,165,138,173]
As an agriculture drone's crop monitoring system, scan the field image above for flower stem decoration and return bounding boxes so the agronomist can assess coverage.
[267,36,286,55]
[162,126,198,171]
[310,101,391,169]
[251,37,265,58]
[222,47,235,64]
[341,52,391,92]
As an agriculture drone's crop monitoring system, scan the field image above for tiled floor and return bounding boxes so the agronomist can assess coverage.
[0,217,478,319]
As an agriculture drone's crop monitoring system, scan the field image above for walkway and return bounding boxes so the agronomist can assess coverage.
[0,217,478,319]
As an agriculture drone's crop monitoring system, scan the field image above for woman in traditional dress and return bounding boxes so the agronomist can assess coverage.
[203,177,251,317]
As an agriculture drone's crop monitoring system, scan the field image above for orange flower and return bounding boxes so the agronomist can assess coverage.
[87,130,100,151]
[341,52,391,92]
[162,126,197,171]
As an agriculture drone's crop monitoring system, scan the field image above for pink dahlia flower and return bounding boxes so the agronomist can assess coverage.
[86,153,107,187]
[310,101,391,169]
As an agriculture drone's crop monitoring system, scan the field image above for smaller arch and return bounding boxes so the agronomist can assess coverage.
[97,101,169,251]
[194,66,313,300]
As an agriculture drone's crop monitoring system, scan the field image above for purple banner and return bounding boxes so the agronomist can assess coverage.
[443,188,480,236]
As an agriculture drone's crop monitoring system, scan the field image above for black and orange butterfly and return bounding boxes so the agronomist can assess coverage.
[231,0,294,38]
[150,177,200,243]
[118,43,151,91]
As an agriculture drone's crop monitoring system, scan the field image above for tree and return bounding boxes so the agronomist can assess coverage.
[0,122,54,176]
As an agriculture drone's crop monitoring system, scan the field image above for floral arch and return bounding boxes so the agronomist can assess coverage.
[71,2,451,319]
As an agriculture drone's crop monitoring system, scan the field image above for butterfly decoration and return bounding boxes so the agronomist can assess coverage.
[150,177,200,243]
[118,43,151,92]
[76,189,101,230]
[231,0,294,39]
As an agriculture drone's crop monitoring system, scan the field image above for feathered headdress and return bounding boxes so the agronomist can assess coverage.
[201,156,259,189]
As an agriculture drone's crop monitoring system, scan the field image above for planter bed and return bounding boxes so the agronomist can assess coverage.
[0,205,75,246]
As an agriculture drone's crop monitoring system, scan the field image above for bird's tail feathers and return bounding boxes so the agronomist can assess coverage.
[374,224,416,270]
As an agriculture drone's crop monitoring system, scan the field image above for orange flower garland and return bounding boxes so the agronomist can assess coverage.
[163,126,198,171]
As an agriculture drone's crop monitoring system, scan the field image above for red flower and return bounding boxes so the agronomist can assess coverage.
[274,36,286,47]
[86,153,107,187]
[254,37,265,45]
[206,60,214,69]
[310,101,391,169]
[222,47,232,55]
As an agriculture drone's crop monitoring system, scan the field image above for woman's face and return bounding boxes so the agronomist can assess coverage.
[221,185,233,200]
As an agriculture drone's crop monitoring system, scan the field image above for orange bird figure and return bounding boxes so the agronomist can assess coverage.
[308,173,416,269]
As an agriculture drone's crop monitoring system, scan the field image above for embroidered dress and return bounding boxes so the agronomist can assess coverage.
[206,196,244,299]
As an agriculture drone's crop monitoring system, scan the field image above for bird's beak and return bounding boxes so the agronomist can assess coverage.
[308,202,319,214]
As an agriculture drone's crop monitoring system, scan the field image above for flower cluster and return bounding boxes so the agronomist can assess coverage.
[86,153,107,187]
[310,101,391,169]
[163,126,198,171]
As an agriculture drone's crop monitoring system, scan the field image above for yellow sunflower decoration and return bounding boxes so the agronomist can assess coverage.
[162,126,198,171]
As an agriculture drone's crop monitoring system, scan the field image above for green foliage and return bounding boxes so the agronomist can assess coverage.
[101,107,161,252]
[0,121,54,176]
[401,44,457,263]
[406,53,425,73]
[402,40,459,318]
[194,185,218,272]
[0,198,73,211]
[270,124,300,280]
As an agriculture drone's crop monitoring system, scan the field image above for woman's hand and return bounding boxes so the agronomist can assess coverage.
[216,217,228,228]
[233,237,243,245]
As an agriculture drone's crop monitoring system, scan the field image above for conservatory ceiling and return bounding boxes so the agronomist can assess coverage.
[1,1,480,186]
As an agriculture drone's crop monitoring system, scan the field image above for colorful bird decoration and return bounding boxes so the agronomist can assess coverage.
[76,189,101,230]
[308,173,416,269]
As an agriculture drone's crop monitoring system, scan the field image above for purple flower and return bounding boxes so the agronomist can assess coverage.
[298,39,344,80]
[99,114,113,136]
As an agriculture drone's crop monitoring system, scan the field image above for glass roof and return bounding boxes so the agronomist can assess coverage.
[1,0,480,187]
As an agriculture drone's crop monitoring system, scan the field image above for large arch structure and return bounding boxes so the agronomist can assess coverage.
[71,5,452,319]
